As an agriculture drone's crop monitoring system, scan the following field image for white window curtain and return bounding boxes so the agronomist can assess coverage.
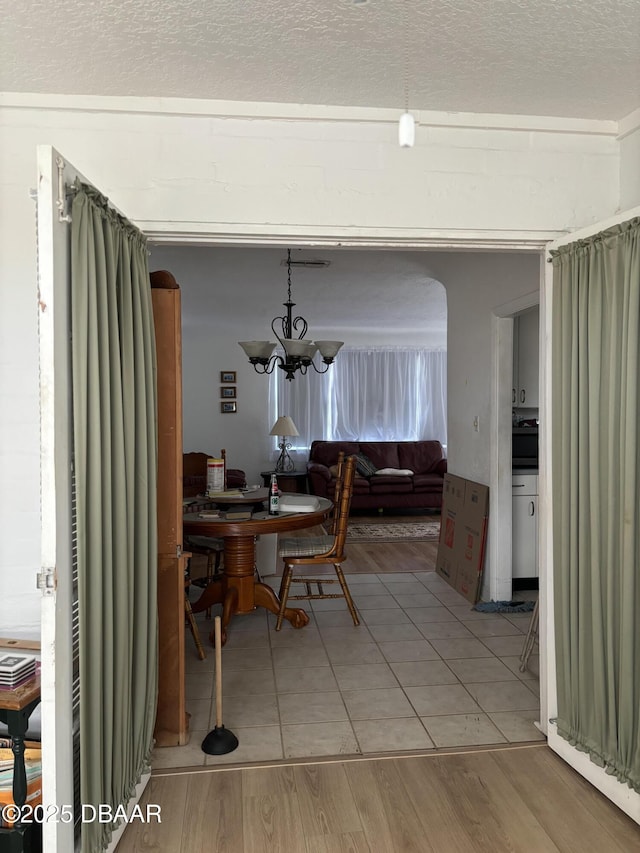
[269,347,447,455]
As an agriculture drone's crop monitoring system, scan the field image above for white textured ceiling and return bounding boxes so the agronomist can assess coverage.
[2,0,639,121]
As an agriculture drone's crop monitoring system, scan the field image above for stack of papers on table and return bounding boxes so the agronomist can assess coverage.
[279,495,320,513]
[225,510,252,521]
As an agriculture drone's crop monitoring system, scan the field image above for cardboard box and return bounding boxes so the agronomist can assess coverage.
[436,474,489,604]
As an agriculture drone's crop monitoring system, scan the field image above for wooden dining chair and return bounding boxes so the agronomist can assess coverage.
[186,536,224,586]
[184,572,206,660]
[183,448,248,497]
[182,448,241,601]
[276,455,359,630]
[323,450,345,535]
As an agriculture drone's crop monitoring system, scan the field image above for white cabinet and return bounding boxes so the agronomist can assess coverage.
[512,472,538,578]
[513,305,539,408]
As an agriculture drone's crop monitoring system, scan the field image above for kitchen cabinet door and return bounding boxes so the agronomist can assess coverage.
[512,474,538,579]
[515,306,539,408]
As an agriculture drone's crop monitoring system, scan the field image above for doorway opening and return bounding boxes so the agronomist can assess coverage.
[152,235,539,763]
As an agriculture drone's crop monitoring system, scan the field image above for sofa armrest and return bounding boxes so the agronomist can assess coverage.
[307,461,331,483]
[434,458,448,476]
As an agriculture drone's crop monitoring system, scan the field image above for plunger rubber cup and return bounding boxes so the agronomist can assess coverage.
[202,725,239,755]
[202,615,239,755]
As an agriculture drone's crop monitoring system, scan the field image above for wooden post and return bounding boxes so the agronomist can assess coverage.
[151,270,190,746]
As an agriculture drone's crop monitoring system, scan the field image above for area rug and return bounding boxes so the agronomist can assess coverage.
[347,521,441,543]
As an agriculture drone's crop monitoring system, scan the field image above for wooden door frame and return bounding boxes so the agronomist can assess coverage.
[151,271,190,746]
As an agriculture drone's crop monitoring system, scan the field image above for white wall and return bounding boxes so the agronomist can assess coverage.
[427,252,540,483]
[0,95,623,635]
[619,111,640,211]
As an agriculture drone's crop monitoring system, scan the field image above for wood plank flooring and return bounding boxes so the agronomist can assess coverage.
[188,512,440,584]
[117,744,639,852]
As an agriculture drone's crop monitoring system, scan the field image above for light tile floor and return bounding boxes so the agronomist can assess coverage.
[152,571,541,769]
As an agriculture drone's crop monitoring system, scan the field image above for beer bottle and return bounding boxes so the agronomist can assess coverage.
[269,473,279,515]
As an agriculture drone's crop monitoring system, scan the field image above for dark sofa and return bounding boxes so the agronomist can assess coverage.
[307,440,447,511]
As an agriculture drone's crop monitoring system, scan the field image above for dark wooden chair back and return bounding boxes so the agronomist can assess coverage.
[329,455,356,559]
[182,449,246,497]
[328,450,346,534]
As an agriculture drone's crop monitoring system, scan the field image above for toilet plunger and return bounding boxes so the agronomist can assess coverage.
[201,616,239,755]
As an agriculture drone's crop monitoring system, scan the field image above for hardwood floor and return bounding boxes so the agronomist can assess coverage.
[118,744,640,852]
[345,538,439,574]
[187,511,441,584]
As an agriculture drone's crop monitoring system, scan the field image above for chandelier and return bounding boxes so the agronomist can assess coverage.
[239,249,344,381]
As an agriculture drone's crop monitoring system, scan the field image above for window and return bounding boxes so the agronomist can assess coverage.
[269,347,447,452]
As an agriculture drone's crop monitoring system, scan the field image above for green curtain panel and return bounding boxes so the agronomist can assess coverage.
[551,216,640,792]
[71,186,158,852]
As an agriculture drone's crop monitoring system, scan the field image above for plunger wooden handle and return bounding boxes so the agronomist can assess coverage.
[214,616,223,727]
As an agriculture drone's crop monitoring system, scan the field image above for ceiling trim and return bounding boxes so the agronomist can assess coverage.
[141,222,564,251]
[0,93,619,137]
[618,108,640,139]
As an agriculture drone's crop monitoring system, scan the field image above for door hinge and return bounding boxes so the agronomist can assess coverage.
[36,567,57,595]
[176,545,183,559]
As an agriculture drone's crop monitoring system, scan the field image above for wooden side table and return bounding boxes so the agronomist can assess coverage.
[0,675,42,853]
[260,470,308,494]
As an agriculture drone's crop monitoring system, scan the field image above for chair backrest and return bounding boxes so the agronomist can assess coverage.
[331,455,356,559]
[183,451,209,497]
[329,451,346,534]
[183,449,246,496]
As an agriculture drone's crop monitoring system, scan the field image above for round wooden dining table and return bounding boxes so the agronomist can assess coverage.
[183,496,332,644]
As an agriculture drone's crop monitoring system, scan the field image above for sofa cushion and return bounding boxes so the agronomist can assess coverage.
[329,475,370,495]
[369,475,413,493]
[413,473,447,492]
[359,442,400,469]
[354,452,378,478]
[351,476,371,494]
[374,467,414,476]
[397,441,444,474]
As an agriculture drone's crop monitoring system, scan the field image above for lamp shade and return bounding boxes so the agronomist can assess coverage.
[238,341,277,360]
[314,340,344,359]
[282,339,315,357]
[269,416,299,437]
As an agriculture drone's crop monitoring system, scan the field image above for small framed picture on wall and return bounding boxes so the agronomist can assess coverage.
[220,371,236,383]
[221,401,237,414]
[220,386,236,399]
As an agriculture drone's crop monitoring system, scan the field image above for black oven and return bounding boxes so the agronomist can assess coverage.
[512,427,538,468]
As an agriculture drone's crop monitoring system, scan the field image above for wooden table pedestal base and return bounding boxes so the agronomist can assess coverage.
[190,535,309,644]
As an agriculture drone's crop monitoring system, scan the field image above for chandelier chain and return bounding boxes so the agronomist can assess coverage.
[287,248,292,302]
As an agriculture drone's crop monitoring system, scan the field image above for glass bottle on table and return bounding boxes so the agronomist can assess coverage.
[269,473,280,515]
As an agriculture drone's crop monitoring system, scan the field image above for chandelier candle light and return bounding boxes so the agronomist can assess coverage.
[238,249,344,381]
[270,416,299,473]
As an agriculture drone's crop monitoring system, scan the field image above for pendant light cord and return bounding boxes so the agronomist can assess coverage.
[403,0,410,113]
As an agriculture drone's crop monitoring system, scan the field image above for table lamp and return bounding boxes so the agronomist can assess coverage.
[270,416,299,473]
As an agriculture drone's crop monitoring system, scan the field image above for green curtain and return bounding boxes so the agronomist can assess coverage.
[551,216,640,792]
[71,186,158,852]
